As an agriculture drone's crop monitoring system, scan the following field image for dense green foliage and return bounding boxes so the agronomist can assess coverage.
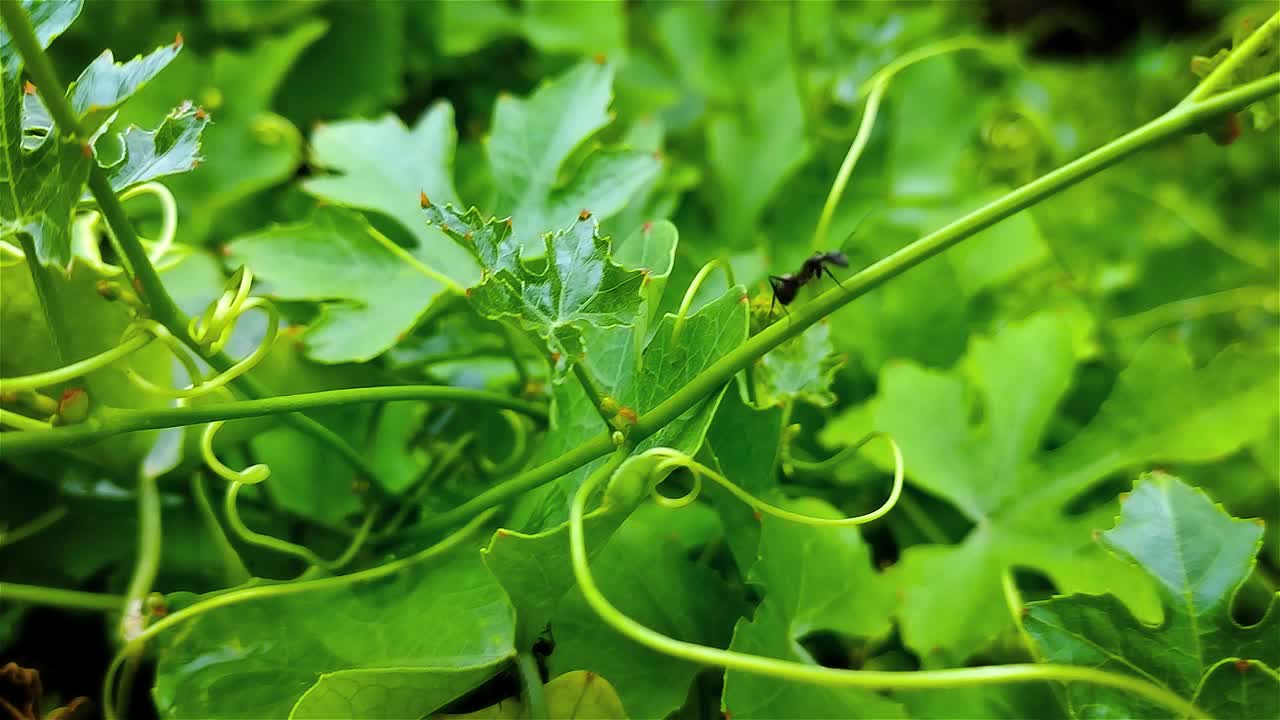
[1,1,1277,718]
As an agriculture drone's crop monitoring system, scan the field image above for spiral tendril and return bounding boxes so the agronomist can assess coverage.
[477,410,532,477]
[201,420,270,485]
[638,433,903,527]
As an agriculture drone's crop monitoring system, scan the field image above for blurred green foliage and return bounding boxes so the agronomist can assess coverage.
[2,1,1277,718]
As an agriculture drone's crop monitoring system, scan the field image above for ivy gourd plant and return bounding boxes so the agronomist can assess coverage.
[1,2,1277,719]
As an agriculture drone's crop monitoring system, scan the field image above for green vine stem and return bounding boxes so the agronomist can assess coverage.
[517,652,549,720]
[111,471,162,716]
[0,0,384,485]
[0,506,67,548]
[100,508,498,719]
[0,332,153,392]
[0,408,52,432]
[400,59,1280,540]
[810,79,886,251]
[0,385,549,456]
[0,582,123,612]
[671,259,731,343]
[567,457,1207,719]
[811,33,1005,253]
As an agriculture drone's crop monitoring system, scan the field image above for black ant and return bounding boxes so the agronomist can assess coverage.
[768,250,849,317]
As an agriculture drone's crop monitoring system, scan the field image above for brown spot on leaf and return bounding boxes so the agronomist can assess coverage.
[174,32,184,48]
[195,106,208,120]
[22,81,36,95]
[592,53,607,65]
[617,406,637,425]
[81,144,93,158]
[579,209,592,220]
[1234,659,1251,673]
[419,191,431,208]
[642,221,652,233]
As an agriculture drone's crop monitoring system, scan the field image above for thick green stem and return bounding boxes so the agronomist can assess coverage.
[0,384,548,455]
[517,653,549,720]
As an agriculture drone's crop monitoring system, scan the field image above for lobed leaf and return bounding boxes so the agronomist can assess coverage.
[1024,474,1278,718]
[486,60,659,250]
[826,312,1280,662]
[425,202,645,375]
[68,41,182,133]
[230,206,450,363]
[723,497,903,719]
[96,102,209,193]
[153,549,515,718]
[302,102,478,287]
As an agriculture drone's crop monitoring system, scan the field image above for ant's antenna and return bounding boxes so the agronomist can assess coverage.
[837,209,878,252]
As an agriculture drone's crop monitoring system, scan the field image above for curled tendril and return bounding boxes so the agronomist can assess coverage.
[189,266,255,354]
[780,426,900,487]
[477,410,532,477]
[671,258,735,343]
[201,420,270,485]
[65,181,184,272]
[126,296,279,400]
[631,434,903,527]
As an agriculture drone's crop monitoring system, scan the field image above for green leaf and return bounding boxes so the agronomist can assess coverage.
[704,388,785,574]
[425,203,644,375]
[550,503,743,719]
[517,284,749,533]
[723,497,904,719]
[1024,474,1279,719]
[0,0,82,74]
[290,661,508,719]
[153,548,516,718]
[68,40,181,133]
[613,218,678,326]
[436,670,629,720]
[437,0,625,58]
[0,71,91,267]
[1196,659,1280,720]
[483,464,639,647]
[96,102,209,193]
[542,670,628,719]
[755,321,845,408]
[116,19,325,244]
[487,60,659,250]
[230,206,451,363]
[825,312,1280,662]
[0,258,171,473]
[302,103,478,287]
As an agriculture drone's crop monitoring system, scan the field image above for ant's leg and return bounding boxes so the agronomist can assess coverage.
[823,266,846,288]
